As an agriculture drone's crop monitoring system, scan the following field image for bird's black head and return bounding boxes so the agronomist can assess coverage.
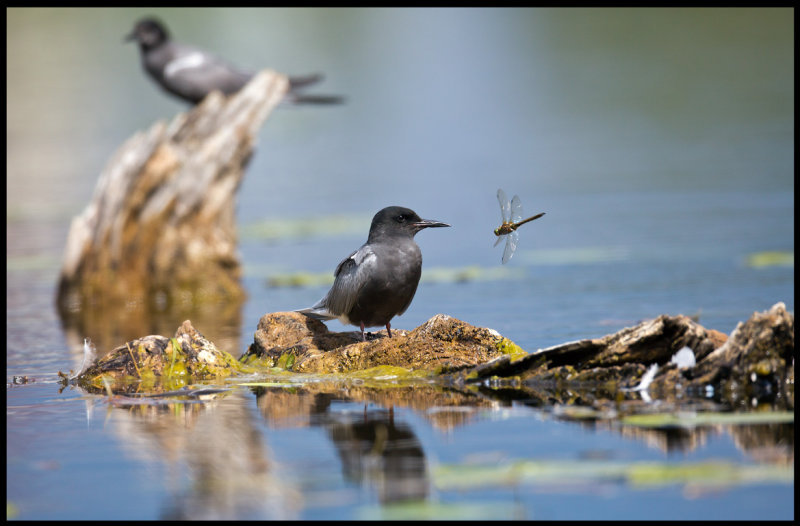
[125,17,170,50]
[368,206,450,242]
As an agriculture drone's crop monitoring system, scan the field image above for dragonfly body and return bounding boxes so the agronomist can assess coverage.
[493,189,545,264]
[493,212,546,236]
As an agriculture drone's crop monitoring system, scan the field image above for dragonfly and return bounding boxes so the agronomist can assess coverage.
[493,188,545,264]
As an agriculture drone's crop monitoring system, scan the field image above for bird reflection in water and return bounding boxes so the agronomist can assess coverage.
[326,406,428,504]
[253,388,430,505]
[493,188,545,264]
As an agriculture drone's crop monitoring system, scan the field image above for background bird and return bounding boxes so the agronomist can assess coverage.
[125,17,344,105]
[297,206,450,341]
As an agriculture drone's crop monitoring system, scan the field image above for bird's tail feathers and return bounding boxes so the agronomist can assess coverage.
[295,307,337,321]
[285,93,346,105]
[288,73,324,90]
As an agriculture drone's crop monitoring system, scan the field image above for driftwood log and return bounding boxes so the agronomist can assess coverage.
[443,302,794,409]
[56,70,288,313]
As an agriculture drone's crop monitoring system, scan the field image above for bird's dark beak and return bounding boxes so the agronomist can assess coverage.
[124,30,136,43]
[412,218,450,231]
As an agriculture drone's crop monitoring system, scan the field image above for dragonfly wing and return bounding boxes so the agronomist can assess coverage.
[497,188,510,222]
[493,233,505,247]
[510,194,523,224]
[502,230,519,264]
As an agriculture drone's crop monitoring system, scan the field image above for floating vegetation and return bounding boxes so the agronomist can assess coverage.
[432,458,793,491]
[235,367,436,390]
[237,381,308,388]
[240,213,371,242]
[267,271,334,288]
[621,410,794,429]
[358,500,525,521]
[266,265,525,289]
[745,250,793,268]
[342,365,435,383]
[420,265,525,284]
[103,385,232,407]
[517,246,629,265]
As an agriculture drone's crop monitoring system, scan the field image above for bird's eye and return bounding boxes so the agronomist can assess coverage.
[396,214,406,223]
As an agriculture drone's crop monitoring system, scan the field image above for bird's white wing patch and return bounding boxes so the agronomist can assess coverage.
[164,52,208,79]
[351,246,377,267]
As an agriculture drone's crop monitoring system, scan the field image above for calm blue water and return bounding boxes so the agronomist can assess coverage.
[7,8,794,520]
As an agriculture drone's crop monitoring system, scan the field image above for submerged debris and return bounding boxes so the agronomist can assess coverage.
[443,302,793,409]
[650,301,794,405]
[61,303,793,411]
[10,376,34,385]
[59,320,245,393]
[69,337,98,380]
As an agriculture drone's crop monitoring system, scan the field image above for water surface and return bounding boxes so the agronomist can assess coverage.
[6,7,794,520]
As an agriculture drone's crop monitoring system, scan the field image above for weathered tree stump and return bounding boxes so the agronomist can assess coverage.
[56,70,288,314]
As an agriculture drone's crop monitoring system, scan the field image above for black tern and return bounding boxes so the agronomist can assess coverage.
[125,17,344,105]
[297,206,450,342]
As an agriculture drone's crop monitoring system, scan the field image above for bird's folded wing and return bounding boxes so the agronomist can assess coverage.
[324,246,376,317]
[163,46,252,98]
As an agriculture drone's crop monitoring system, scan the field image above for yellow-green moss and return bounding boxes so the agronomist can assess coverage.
[276,353,296,370]
[495,337,528,360]
[239,353,276,369]
[752,359,775,376]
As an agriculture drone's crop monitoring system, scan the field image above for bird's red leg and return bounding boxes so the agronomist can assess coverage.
[360,321,366,342]
[386,321,393,338]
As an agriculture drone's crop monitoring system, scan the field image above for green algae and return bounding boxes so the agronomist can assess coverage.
[621,410,794,428]
[240,213,370,242]
[266,265,526,289]
[65,328,253,394]
[495,337,527,360]
[344,365,435,382]
[239,352,276,369]
[517,246,629,265]
[626,461,794,487]
[358,500,523,521]
[232,366,435,391]
[237,381,308,388]
[745,250,793,268]
[276,352,296,370]
[7,501,19,520]
[266,271,334,288]
[164,338,188,384]
[432,458,793,491]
